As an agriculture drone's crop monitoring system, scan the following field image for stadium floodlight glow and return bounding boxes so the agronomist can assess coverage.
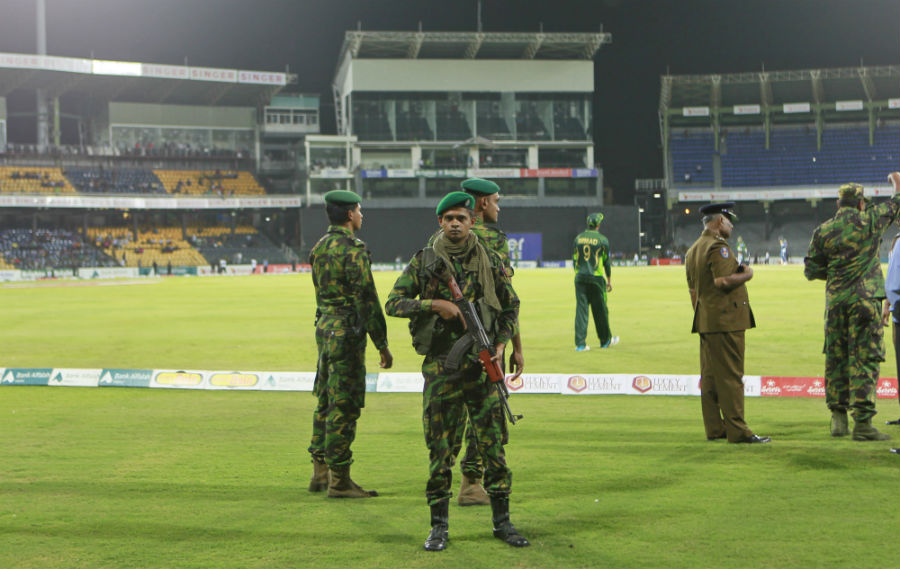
[653,193,661,198]
[92,59,142,77]
[638,207,645,213]
[655,244,662,249]
[639,232,646,237]
[683,208,690,214]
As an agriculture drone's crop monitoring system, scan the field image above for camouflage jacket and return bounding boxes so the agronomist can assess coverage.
[428,218,513,277]
[573,229,611,283]
[804,195,900,306]
[384,242,518,356]
[309,225,388,350]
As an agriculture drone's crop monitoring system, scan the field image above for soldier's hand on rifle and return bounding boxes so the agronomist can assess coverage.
[431,299,466,329]
[379,347,393,369]
[491,343,506,367]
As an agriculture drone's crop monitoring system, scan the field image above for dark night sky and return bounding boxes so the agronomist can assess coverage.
[1,0,898,196]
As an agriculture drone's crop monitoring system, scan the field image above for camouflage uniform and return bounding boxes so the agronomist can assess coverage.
[804,191,900,421]
[573,226,613,347]
[308,225,388,468]
[428,219,514,480]
[385,243,518,506]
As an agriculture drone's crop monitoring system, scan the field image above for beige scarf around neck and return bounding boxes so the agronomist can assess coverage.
[432,231,501,311]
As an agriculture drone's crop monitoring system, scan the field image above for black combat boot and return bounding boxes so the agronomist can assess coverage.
[424,501,449,551]
[490,495,530,547]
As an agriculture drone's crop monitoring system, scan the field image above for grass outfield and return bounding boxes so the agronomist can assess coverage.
[0,264,887,377]
[2,265,899,568]
[2,389,897,569]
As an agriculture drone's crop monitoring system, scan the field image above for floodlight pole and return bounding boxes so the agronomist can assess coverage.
[476,0,482,32]
[36,0,50,151]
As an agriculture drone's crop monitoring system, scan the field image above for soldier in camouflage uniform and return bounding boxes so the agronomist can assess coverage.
[804,175,900,442]
[307,189,393,497]
[573,212,618,350]
[427,177,524,507]
[386,191,529,551]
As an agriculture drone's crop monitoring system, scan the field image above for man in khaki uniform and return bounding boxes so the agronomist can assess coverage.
[685,202,770,444]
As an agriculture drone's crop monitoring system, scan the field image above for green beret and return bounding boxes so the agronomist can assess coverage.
[587,212,604,227]
[323,189,362,205]
[436,191,475,216]
[838,183,866,202]
[461,177,500,195]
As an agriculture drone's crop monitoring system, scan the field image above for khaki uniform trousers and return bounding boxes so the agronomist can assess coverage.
[699,330,753,442]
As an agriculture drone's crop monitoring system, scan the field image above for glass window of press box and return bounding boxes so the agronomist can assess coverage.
[360,150,413,170]
[264,108,318,126]
[539,148,588,168]
[111,126,252,155]
[309,146,349,172]
[350,93,590,142]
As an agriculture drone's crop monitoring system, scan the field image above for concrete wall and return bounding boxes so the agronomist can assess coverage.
[300,205,639,263]
[109,102,254,128]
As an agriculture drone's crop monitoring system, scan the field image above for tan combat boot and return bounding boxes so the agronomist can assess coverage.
[830,410,849,437]
[308,460,329,492]
[458,474,490,506]
[852,420,892,441]
[327,466,378,498]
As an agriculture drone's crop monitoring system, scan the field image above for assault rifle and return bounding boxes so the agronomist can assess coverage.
[428,257,523,424]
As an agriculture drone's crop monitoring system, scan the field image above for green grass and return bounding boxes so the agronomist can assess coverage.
[1,266,899,568]
[0,264,873,376]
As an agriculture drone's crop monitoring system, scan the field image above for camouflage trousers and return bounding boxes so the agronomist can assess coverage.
[823,299,884,422]
[308,329,366,468]
[454,369,509,479]
[574,278,611,347]
[422,354,511,505]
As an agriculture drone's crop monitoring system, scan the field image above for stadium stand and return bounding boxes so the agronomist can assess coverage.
[187,225,291,265]
[515,111,551,140]
[395,114,434,141]
[0,228,117,270]
[87,227,208,268]
[0,167,77,194]
[153,170,266,196]
[718,124,900,187]
[63,167,166,195]
[670,130,716,186]
[435,110,472,140]
[553,116,588,140]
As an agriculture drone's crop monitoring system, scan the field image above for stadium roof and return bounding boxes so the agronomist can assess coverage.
[337,30,611,62]
[660,65,900,111]
[0,52,297,107]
